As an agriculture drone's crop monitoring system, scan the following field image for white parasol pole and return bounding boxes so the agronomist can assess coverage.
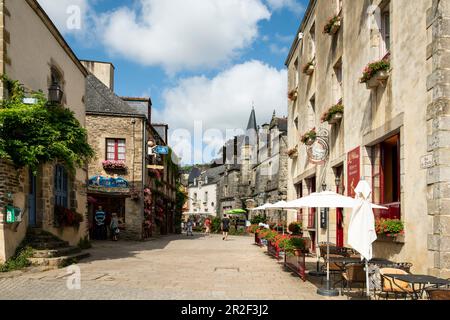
[365,259,370,298]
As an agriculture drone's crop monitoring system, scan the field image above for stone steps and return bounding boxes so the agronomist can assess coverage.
[29,252,91,268]
[31,246,82,258]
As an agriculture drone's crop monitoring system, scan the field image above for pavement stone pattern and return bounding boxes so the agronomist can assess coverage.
[0,234,344,300]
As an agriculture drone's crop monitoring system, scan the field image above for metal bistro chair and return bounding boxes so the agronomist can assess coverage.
[342,263,367,296]
[379,268,415,300]
[319,243,345,286]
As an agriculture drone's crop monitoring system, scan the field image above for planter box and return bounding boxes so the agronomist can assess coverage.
[305,137,315,146]
[329,21,341,35]
[366,70,390,89]
[255,233,262,246]
[284,250,306,281]
[267,241,281,260]
[376,233,405,244]
[328,112,343,124]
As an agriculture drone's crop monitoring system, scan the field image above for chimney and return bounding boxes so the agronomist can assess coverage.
[81,60,115,91]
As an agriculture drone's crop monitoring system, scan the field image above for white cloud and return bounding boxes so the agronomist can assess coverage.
[37,0,91,35]
[265,0,305,14]
[154,60,287,163]
[98,0,271,73]
[269,43,289,55]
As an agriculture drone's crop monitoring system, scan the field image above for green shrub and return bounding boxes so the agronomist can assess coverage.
[288,222,303,235]
[250,214,267,225]
[77,236,92,250]
[0,246,34,273]
[211,217,222,233]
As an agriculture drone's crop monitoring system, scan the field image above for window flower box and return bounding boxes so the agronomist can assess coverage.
[54,205,84,229]
[360,59,391,89]
[375,218,404,241]
[302,61,315,76]
[102,160,128,172]
[323,15,341,35]
[300,128,317,145]
[321,103,344,125]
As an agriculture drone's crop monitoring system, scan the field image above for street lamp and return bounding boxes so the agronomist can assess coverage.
[48,82,63,105]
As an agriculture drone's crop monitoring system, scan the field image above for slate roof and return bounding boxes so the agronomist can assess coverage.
[85,75,147,118]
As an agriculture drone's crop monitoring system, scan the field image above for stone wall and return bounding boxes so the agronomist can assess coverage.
[427,0,450,278]
[86,114,145,240]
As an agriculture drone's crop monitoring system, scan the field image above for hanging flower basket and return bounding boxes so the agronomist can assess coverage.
[300,128,317,145]
[102,160,128,172]
[375,218,404,238]
[302,61,315,75]
[360,59,391,89]
[323,15,341,35]
[321,103,344,124]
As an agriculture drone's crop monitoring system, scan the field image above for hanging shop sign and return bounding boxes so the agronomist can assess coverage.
[347,147,361,198]
[147,165,165,170]
[306,128,329,164]
[6,205,22,224]
[154,146,169,155]
[88,176,129,188]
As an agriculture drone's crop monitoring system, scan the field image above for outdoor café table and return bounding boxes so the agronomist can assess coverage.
[383,274,450,300]
[328,257,394,266]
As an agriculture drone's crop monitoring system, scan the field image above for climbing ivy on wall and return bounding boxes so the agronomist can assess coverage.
[0,75,94,174]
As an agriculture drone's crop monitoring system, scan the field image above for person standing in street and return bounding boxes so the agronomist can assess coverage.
[204,217,211,236]
[94,206,106,240]
[221,214,230,241]
[186,219,193,236]
[110,213,120,241]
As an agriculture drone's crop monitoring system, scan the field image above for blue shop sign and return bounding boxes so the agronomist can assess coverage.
[154,146,169,155]
[89,176,129,188]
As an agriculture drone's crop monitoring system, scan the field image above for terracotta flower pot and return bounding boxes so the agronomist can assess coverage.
[328,112,343,124]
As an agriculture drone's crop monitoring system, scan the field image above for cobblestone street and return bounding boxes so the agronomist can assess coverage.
[0,234,343,300]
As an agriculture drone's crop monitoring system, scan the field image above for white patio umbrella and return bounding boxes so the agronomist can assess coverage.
[279,190,387,296]
[348,180,379,298]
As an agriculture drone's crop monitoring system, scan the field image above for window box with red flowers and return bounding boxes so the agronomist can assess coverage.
[360,59,391,89]
[54,205,84,229]
[300,128,317,146]
[375,218,405,242]
[323,15,341,35]
[321,103,344,125]
[302,61,315,76]
[102,160,128,172]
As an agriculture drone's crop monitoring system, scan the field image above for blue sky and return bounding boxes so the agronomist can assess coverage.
[38,0,307,164]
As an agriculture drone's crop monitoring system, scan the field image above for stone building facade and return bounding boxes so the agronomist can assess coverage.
[285,0,450,277]
[215,110,289,222]
[0,0,89,262]
[85,65,178,240]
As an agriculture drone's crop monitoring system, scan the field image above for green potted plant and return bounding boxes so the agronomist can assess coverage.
[288,221,303,236]
[360,59,391,89]
[375,218,404,238]
[323,15,341,35]
[321,103,344,124]
[300,128,317,145]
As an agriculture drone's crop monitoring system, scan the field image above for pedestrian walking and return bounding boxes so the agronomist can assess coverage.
[186,219,194,236]
[204,217,211,236]
[94,206,106,240]
[110,213,120,241]
[221,214,230,241]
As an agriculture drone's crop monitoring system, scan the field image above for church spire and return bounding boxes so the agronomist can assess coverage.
[246,106,257,131]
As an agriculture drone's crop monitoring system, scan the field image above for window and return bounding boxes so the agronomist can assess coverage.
[380,3,390,57]
[336,0,343,13]
[106,139,126,161]
[295,183,303,222]
[309,23,316,59]
[204,191,208,203]
[294,58,299,87]
[54,165,69,208]
[372,134,400,220]
[333,60,343,102]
